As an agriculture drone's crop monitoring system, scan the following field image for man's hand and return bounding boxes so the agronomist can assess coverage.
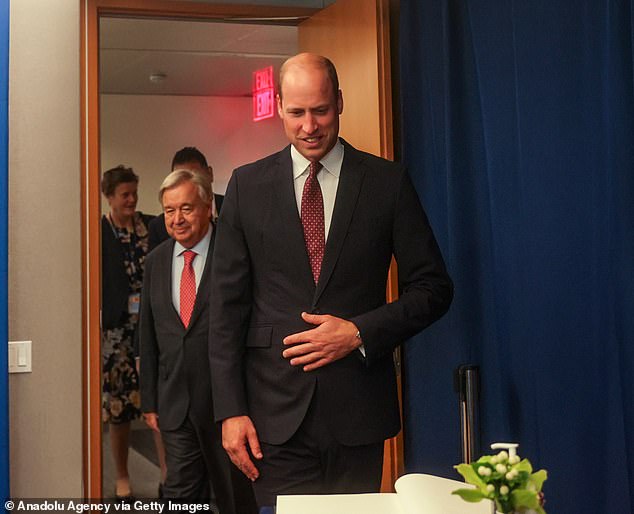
[221,415,263,481]
[282,312,361,371]
[143,412,160,433]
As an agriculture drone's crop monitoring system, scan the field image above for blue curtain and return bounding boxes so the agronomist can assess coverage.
[0,0,8,502]
[399,1,634,513]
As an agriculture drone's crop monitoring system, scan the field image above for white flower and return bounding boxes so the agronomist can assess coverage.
[509,454,520,464]
[478,466,491,476]
[505,471,514,480]
[500,485,509,495]
[486,484,495,493]
[490,455,499,464]
[498,450,509,461]
[496,463,507,474]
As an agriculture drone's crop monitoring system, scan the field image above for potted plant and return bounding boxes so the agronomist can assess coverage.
[452,443,547,514]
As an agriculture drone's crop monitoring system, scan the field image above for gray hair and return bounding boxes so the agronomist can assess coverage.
[159,168,212,206]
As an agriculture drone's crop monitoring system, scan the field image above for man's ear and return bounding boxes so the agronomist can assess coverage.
[337,89,343,115]
[277,93,283,118]
[207,166,214,182]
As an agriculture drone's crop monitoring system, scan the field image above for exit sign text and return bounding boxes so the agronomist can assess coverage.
[253,66,275,121]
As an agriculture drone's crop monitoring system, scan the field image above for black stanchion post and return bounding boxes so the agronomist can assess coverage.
[453,365,480,463]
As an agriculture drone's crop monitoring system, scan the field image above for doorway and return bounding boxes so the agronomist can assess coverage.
[82,0,397,500]
[98,13,297,498]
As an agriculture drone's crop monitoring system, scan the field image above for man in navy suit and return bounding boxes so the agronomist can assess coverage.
[139,169,255,512]
[208,53,453,508]
[148,147,224,252]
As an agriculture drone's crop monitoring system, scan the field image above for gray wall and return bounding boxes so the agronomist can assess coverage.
[8,0,83,497]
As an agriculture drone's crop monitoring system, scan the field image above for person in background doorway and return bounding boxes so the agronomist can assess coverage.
[100,165,166,500]
[139,169,257,512]
[147,147,224,252]
[208,53,453,508]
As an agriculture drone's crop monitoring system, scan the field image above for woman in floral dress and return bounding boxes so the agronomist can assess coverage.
[101,165,157,499]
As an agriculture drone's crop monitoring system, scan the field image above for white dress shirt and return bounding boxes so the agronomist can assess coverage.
[290,140,365,356]
[171,225,212,314]
[291,139,344,241]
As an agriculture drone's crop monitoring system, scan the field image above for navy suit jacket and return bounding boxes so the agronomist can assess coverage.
[209,140,453,445]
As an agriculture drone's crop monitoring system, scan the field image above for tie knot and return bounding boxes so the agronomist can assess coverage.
[309,161,322,178]
[183,250,196,266]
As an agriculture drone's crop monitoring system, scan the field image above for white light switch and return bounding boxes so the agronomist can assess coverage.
[9,341,32,373]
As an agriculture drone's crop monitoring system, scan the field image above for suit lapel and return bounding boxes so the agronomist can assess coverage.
[264,142,368,303]
[157,239,182,327]
[313,142,367,304]
[272,147,316,292]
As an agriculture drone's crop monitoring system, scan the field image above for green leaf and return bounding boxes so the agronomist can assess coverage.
[529,469,548,491]
[516,459,533,474]
[454,463,485,487]
[511,489,540,509]
[451,489,487,503]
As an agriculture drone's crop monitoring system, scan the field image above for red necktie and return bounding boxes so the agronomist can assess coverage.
[301,161,325,284]
[180,250,196,328]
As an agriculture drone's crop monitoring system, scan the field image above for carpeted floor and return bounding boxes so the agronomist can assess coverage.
[130,427,160,467]
[102,422,162,499]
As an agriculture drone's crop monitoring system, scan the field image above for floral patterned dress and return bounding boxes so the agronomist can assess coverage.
[102,212,150,424]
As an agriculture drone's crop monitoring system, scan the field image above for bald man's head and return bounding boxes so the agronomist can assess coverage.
[278,53,339,103]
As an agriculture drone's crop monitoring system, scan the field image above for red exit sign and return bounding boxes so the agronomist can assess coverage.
[253,66,275,121]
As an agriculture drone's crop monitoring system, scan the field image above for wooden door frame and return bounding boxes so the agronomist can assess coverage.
[80,0,399,499]
[80,0,318,498]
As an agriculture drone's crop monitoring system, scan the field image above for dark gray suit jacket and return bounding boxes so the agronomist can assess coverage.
[139,234,215,431]
[209,140,453,446]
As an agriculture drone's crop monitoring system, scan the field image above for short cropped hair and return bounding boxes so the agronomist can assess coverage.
[278,54,339,102]
[159,168,212,206]
[171,147,208,171]
[101,165,138,197]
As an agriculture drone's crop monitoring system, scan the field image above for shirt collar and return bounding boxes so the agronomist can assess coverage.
[174,223,212,257]
[291,138,344,180]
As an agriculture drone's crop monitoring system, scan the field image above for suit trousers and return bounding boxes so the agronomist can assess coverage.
[161,414,257,514]
[252,391,384,509]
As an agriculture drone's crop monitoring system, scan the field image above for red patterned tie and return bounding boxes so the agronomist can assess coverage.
[301,161,325,284]
[180,250,196,328]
